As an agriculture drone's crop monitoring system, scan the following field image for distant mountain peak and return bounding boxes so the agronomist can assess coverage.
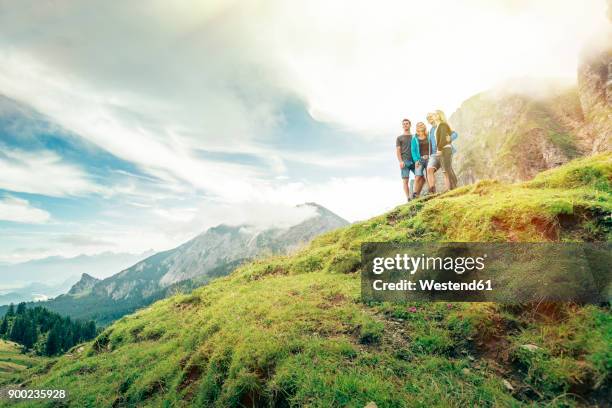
[209,224,243,233]
[297,201,325,211]
[297,202,349,224]
[26,203,349,325]
[67,273,100,296]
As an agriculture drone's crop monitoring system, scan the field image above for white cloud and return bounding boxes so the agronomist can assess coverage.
[0,200,323,263]
[259,0,608,136]
[0,196,50,224]
[261,176,404,222]
[57,234,115,247]
[0,0,609,264]
[0,0,606,190]
[0,53,284,202]
[183,201,320,230]
[0,147,103,197]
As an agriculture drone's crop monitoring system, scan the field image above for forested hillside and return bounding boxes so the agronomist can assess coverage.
[0,303,97,357]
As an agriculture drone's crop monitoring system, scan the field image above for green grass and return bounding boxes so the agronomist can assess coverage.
[0,340,45,385]
[4,153,611,407]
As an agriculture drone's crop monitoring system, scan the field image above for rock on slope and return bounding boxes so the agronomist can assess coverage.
[12,154,611,407]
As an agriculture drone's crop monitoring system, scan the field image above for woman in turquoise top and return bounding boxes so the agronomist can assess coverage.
[410,122,431,198]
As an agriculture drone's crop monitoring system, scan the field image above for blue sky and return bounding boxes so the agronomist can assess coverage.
[0,0,608,264]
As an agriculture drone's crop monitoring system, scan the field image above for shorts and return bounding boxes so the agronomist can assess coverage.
[400,160,415,179]
[427,154,440,170]
[415,158,428,176]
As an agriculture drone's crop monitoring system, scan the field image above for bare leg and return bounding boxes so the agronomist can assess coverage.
[414,176,425,196]
[441,149,456,191]
[402,179,410,201]
[449,166,458,189]
[443,171,451,191]
[426,167,436,192]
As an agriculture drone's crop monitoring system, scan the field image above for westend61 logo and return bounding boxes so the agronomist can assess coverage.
[361,242,611,303]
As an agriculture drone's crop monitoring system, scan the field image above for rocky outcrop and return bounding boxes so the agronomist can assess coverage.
[452,52,610,184]
[146,203,347,288]
[67,273,100,296]
[576,29,611,153]
[450,87,584,184]
[450,6,610,185]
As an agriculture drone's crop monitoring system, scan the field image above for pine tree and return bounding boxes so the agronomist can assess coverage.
[9,316,24,343]
[45,325,60,356]
[0,317,7,337]
[21,320,36,349]
[61,323,73,351]
[6,303,15,317]
[85,321,97,339]
[16,302,26,315]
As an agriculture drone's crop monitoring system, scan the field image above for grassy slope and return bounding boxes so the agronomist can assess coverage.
[6,153,612,408]
[0,340,46,386]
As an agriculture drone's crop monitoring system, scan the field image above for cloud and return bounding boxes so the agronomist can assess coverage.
[0,147,103,197]
[0,1,289,198]
[182,201,320,230]
[97,200,322,251]
[0,196,50,224]
[261,176,404,222]
[0,1,606,177]
[0,52,282,201]
[258,0,608,136]
[0,0,606,182]
[0,0,608,264]
[57,234,115,247]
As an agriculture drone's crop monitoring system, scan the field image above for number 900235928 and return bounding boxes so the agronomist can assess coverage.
[1,388,67,400]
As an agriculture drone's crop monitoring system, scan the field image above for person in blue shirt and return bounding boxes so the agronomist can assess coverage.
[426,112,458,193]
[395,119,415,201]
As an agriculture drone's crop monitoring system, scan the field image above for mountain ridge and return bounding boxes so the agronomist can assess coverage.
[3,203,348,325]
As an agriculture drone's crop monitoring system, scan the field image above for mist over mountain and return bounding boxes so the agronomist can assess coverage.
[0,278,76,305]
[4,203,348,325]
[451,33,610,184]
[0,251,154,289]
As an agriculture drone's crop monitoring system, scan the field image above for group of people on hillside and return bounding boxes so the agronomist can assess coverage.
[396,110,458,201]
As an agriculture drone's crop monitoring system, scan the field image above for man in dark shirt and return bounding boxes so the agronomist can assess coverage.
[396,119,414,202]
